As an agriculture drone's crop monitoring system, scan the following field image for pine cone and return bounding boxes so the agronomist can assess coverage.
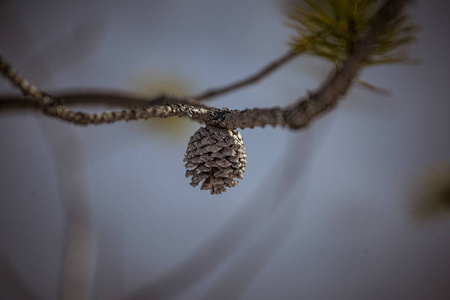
[184,125,247,194]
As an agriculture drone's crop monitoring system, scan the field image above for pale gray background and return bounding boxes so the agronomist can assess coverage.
[1,1,450,299]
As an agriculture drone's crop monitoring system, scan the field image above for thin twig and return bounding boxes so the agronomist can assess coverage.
[192,49,299,101]
[0,91,211,110]
[123,133,314,300]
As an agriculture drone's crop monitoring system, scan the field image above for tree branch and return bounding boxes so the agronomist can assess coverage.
[192,49,298,101]
[40,103,212,125]
[0,0,409,130]
[225,0,410,130]
[0,91,211,110]
[0,55,57,106]
[0,49,299,110]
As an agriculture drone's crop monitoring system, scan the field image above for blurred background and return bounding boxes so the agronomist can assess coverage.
[1,0,450,299]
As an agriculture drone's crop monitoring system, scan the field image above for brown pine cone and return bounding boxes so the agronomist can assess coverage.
[184,125,247,194]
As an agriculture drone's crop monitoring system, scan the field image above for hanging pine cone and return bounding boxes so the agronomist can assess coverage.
[184,125,247,194]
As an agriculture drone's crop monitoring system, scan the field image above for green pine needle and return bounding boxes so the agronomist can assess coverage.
[288,0,417,68]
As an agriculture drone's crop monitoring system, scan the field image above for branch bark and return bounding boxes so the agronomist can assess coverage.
[0,0,409,130]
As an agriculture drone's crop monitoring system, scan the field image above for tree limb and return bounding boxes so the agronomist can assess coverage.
[0,0,409,130]
[225,0,410,130]
[192,49,299,101]
[0,55,57,106]
[0,91,211,110]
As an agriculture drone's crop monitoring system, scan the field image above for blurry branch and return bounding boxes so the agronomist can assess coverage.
[0,251,44,300]
[124,130,317,300]
[200,132,318,300]
[192,49,298,101]
[0,0,410,130]
[412,166,450,219]
[0,91,212,109]
[0,16,99,300]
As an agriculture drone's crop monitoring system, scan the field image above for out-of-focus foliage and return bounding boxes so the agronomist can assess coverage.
[412,166,450,219]
[132,74,194,139]
[288,0,416,68]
